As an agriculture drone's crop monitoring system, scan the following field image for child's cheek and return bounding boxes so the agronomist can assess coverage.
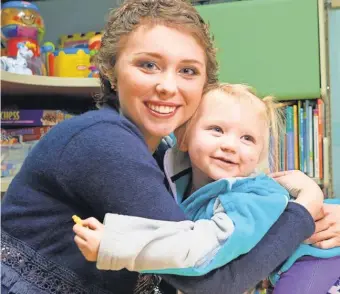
[247,151,261,167]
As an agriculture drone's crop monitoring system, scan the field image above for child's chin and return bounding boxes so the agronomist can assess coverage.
[213,172,239,180]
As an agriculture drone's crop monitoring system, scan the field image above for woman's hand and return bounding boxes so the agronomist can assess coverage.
[73,217,104,262]
[269,170,324,220]
[305,203,340,249]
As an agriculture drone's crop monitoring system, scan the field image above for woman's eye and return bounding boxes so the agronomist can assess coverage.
[180,68,197,75]
[139,61,158,71]
[242,135,255,143]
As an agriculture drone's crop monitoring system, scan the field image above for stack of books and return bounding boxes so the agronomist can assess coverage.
[271,99,325,182]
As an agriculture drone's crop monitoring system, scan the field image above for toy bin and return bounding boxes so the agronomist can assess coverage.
[53,48,90,78]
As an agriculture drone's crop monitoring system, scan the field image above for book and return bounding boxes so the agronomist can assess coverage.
[317,99,324,179]
[313,109,319,177]
[286,106,294,170]
[308,105,314,177]
[298,102,305,172]
[1,110,74,126]
[293,104,299,169]
[275,99,324,184]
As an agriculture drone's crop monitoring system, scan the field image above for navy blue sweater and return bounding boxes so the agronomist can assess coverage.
[1,107,315,294]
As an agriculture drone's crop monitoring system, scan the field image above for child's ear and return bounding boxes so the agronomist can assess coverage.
[174,123,189,152]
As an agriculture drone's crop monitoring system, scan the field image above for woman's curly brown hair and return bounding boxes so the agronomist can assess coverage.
[94,0,218,109]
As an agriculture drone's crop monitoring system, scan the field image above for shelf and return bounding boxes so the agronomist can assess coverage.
[1,71,100,98]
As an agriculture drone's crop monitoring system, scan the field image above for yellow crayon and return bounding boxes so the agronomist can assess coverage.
[72,215,83,226]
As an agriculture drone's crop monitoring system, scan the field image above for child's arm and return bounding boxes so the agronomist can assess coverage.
[73,209,235,273]
[98,207,235,273]
[97,176,291,276]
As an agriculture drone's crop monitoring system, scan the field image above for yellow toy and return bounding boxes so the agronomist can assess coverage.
[53,48,90,77]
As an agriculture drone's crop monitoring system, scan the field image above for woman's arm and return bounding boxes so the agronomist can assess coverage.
[60,121,314,293]
[57,121,187,222]
[89,176,289,276]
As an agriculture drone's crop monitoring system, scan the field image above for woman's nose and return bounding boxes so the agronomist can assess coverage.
[155,71,177,99]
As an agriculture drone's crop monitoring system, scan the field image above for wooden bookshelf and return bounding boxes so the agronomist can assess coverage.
[1,71,101,193]
[1,71,100,98]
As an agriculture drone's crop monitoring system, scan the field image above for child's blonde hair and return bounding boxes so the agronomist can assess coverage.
[176,83,284,173]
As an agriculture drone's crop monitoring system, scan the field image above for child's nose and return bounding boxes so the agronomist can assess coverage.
[220,136,237,153]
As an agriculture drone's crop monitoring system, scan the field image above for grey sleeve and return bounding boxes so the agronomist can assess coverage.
[97,207,234,272]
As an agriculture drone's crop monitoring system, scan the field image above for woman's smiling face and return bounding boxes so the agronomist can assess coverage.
[114,25,207,150]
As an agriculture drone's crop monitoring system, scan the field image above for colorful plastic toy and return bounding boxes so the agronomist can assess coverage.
[88,34,102,56]
[88,34,102,78]
[88,65,99,78]
[59,31,102,49]
[40,41,55,76]
[0,41,35,75]
[1,1,45,57]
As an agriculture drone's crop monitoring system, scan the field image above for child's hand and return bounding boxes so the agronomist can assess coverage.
[73,217,104,262]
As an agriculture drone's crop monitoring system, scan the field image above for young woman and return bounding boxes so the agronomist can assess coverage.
[0,1,326,293]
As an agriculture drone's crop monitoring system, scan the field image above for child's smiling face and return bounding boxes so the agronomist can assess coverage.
[185,89,269,188]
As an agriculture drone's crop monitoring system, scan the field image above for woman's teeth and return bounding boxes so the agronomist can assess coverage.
[147,103,176,114]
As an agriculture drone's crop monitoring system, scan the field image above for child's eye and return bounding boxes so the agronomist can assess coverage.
[139,61,159,71]
[179,67,197,76]
[210,126,223,133]
[242,135,255,143]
